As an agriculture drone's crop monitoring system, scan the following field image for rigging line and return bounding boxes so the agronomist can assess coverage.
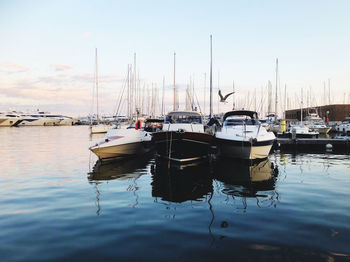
[114,70,129,117]
[193,87,203,114]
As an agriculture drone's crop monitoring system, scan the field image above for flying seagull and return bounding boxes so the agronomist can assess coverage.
[218,90,234,103]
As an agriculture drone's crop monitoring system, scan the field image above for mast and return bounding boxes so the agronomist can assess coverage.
[267,80,272,115]
[204,73,206,116]
[173,52,176,111]
[232,80,235,110]
[328,78,331,105]
[161,76,165,116]
[275,58,278,119]
[95,48,99,124]
[133,53,137,117]
[127,64,131,119]
[301,88,303,125]
[209,35,213,118]
[284,84,287,119]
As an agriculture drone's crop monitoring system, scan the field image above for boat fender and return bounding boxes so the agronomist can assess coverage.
[326,143,333,150]
[135,120,142,130]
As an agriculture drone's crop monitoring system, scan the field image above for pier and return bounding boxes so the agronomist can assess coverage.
[274,137,350,153]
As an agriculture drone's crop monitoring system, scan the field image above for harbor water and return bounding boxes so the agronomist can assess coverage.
[1,126,350,261]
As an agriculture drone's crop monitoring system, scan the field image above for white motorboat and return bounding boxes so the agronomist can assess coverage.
[152,111,213,162]
[335,117,350,134]
[89,122,152,161]
[286,123,319,138]
[215,110,276,160]
[304,109,331,134]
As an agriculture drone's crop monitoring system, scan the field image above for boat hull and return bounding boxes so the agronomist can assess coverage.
[152,131,213,162]
[216,138,274,160]
[90,141,152,160]
[310,126,331,134]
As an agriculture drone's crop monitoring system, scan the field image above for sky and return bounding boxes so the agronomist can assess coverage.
[0,0,349,117]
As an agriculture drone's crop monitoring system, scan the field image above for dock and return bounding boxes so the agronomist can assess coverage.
[274,138,350,153]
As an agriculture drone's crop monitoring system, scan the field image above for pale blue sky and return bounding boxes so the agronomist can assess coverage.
[0,0,349,116]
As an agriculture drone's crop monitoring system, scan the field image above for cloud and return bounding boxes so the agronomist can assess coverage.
[0,63,30,74]
[51,64,73,72]
[81,32,92,39]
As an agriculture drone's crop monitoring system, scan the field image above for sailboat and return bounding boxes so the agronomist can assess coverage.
[90,48,115,134]
[281,89,319,138]
[89,56,158,161]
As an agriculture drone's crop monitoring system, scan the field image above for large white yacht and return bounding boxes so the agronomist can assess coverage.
[152,111,213,162]
[0,112,22,127]
[17,111,61,126]
[215,110,276,160]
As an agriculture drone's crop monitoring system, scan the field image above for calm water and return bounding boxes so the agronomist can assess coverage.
[1,126,350,261]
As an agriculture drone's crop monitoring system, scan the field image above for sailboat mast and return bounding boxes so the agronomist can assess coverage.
[133,53,137,117]
[204,73,206,116]
[95,48,99,124]
[328,78,331,105]
[301,88,303,125]
[209,35,213,118]
[275,58,278,119]
[161,76,165,116]
[173,52,176,111]
[232,80,235,110]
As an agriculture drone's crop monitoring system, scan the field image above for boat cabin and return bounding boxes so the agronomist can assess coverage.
[165,111,203,124]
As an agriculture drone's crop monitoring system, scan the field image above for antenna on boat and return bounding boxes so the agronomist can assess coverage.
[209,35,213,119]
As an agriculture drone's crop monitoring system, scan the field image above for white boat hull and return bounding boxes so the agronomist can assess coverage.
[217,138,274,160]
[0,117,21,127]
[89,129,152,160]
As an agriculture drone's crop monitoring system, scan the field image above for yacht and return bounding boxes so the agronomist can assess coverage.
[89,121,153,161]
[215,110,276,160]
[335,117,350,134]
[16,111,61,126]
[152,111,213,162]
[285,123,319,138]
[304,109,331,134]
[0,112,22,127]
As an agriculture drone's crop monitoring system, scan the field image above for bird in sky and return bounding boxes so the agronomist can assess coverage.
[218,90,234,103]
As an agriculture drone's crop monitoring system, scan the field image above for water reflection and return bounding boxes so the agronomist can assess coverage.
[213,158,279,210]
[88,155,151,214]
[151,159,213,203]
[88,156,151,181]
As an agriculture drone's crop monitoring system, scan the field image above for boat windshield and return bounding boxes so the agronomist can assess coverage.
[165,114,202,124]
[224,118,259,126]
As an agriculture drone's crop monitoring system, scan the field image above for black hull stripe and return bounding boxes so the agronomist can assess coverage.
[216,137,274,147]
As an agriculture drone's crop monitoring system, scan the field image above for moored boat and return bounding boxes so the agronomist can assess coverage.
[89,125,152,161]
[152,111,213,162]
[215,110,276,160]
